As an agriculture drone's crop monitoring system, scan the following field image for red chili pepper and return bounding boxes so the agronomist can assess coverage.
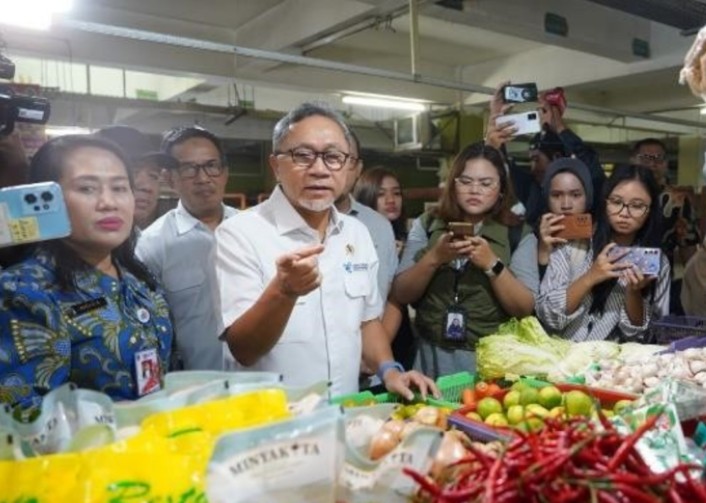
[483,452,504,503]
[596,490,622,503]
[607,411,662,471]
[667,486,685,503]
[613,483,662,503]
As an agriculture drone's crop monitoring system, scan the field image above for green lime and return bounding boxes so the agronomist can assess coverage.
[519,387,539,406]
[511,381,528,392]
[538,386,563,410]
[477,397,503,420]
[525,404,549,419]
[465,411,482,422]
[484,412,509,427]
[503,390,521,409]
[506,405,525,425]
[564,390,594,417]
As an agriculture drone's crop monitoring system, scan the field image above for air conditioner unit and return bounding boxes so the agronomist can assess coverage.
[393,112,440,152]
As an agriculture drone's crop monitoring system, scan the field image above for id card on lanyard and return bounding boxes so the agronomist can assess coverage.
[135,348,162,397]
[442,260,467,342]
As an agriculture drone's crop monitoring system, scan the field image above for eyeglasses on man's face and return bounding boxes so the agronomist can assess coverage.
[606,197,650,218]
[454,176,499,194]
[636,153,666,165]
[177,159,225,179]
[275,147,352,171]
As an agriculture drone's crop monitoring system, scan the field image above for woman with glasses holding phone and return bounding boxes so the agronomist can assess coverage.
[536,165,670,341]
[391,142,535,377]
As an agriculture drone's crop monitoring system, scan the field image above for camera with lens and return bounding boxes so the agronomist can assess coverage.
[0,54,51,136]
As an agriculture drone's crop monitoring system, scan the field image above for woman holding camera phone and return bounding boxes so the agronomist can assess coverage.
[536,165,670,341]
[391,142,535,377]
[0,135,173,410]
[509,157,595,295]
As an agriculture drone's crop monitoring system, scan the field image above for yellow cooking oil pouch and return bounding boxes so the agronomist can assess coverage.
[0,388,291,502]
[0,450,80,503]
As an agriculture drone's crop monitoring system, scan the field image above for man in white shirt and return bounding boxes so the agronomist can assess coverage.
[215,102,437,398]
[137,126,237,370]
[334,130,398,301]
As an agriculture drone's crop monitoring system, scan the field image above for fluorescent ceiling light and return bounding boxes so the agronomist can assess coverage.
[342,95,426,112]
[45,126,92,136]
[1,0,74,31]
[700,106,706,116]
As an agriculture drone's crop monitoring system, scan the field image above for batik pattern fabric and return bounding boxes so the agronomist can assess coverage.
[0,249,173,409]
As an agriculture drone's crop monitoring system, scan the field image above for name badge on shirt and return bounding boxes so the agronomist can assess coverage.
[134,348,162,397]
[343,261,369,273]
[66,297,108,318]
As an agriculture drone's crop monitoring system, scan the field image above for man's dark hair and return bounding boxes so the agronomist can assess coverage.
[160,125,225,165]
[272,102,351,152]
[28,134,158,291]
[631,138,666,157]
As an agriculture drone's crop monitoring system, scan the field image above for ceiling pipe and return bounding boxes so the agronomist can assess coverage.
[408,0,420,76]
[61,19,706,130]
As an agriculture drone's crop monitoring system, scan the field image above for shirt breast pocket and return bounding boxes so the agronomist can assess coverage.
[165,269,206,309]
[344,272,372,299]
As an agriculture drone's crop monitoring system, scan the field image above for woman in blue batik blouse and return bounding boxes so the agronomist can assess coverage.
[0,135,173,409]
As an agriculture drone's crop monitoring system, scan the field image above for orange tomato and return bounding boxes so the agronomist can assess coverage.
[486,383,502,397]
[475,381,490,399]
[462,388,476,407]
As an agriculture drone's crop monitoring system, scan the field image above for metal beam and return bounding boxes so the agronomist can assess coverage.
[59,19,706,130]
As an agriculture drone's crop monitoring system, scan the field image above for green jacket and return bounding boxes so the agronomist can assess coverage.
[413,213,527,350]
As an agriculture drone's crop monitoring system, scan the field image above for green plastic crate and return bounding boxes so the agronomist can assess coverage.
[371,371,476,410]
[330,390,377,407]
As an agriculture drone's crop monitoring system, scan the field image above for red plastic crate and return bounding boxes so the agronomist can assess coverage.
[449,383,638,442]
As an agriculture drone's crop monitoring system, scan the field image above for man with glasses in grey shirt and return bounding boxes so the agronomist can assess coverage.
[137,126,237,370]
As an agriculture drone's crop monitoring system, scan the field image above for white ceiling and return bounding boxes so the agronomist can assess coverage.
[2,0,705,144]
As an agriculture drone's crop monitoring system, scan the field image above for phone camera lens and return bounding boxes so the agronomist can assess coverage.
[43,204,50,210]
[24,193,37,204]
[41,191,54,202]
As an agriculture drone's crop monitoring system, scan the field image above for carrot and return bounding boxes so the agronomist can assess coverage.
[462,388,476,407]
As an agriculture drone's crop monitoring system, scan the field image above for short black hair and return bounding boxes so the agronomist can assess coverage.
[160,125,225,165]
[631,138,666,157]
[272,102,351,152]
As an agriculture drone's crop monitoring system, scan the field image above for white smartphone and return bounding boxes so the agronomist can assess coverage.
[0,182,71,248]
[495,110,541,136]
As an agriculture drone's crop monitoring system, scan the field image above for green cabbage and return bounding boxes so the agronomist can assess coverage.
[476,317,570,380]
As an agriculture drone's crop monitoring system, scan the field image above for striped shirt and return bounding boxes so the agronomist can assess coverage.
[536,243,670,342]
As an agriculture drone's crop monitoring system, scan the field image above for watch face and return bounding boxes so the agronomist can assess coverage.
[492,260,505,275]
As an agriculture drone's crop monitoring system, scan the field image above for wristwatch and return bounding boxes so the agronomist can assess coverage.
[377,361,405,381]
[484,259,505,278]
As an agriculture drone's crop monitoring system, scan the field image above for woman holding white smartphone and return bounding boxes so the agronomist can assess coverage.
[536,165,670,341]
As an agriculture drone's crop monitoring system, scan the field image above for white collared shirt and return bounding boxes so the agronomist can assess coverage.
[136,201,238,370]
[215,186,383,396]
[346,196,398,301]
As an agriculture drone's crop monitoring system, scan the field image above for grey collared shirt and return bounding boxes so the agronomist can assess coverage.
[347,197,398,301]
[136,201,238,370]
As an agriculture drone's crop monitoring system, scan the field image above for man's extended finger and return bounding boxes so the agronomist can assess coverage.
[292,244,325,261]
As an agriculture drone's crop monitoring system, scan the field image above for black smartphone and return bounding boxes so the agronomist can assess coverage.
[448,222,476,239]
[502,83,538,103]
